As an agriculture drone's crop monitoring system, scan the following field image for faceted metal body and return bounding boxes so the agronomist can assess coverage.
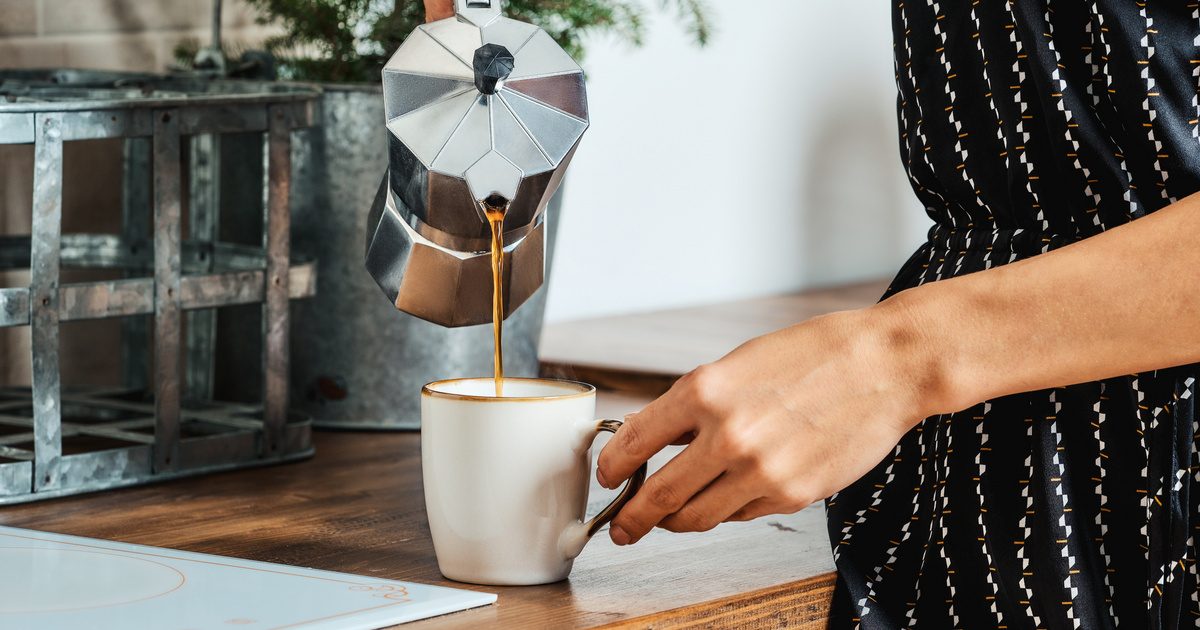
[290,86,557,430]
[366,0,588,327]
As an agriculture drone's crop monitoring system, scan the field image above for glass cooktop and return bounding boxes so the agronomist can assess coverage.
[0,526,494,629]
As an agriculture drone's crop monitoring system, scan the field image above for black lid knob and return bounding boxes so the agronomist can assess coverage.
[473,44,515,95]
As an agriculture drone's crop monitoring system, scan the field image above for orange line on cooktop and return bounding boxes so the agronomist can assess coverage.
[0,546,186,614]
[0,531,365,585]
[0,530,468,628]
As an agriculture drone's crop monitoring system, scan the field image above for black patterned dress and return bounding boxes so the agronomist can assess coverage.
[825,2,1200,628]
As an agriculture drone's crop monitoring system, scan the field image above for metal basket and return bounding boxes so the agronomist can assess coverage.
[0,70,319,503]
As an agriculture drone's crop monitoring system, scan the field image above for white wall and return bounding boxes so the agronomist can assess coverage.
[545,0,930,323]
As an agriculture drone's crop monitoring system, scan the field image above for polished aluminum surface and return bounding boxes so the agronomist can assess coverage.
[366,184,545,327]
[288,86,552,430]
[370,0,588,327]
[0,70,317,502]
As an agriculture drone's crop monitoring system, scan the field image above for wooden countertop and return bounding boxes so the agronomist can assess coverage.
[0,280,887,628]
[0,393,834,628]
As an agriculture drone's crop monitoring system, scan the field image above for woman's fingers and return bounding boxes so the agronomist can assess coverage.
[607,444,723,544]
[597,395,697,490]
[726,497,779,522]
[659,473,761,533]
[670,430,697,446]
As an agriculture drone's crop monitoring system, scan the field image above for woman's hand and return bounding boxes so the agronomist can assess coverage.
[595,301,941,545]
[424,0,455,22]
[597,187,1200,546]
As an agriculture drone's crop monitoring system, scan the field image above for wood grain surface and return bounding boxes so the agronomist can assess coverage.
[599,576,837,629]
[0,392,835,629]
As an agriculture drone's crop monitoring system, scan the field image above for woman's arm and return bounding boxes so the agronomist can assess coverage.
[424,0,454,21]
[595,192,1200,546]
[905,193,1200,413]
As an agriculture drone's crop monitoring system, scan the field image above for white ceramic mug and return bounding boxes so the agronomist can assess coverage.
[420,377,647,586]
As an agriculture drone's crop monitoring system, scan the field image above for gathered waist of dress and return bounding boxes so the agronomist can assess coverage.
[884,223,1088,295]
[925,223,1084,257]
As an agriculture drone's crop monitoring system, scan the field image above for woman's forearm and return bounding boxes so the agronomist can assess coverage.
[880,192,1200,417]
[593,191,1200,541]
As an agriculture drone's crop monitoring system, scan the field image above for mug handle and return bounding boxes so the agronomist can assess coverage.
[585,419,648,536]
[560,418,648,559]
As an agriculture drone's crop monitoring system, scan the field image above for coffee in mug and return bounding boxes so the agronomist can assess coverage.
[421,377,647,585]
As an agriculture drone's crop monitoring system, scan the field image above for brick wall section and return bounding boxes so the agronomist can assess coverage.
[0,0,279,72]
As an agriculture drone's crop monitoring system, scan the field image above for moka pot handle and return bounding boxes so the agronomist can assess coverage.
[454,0,502,23]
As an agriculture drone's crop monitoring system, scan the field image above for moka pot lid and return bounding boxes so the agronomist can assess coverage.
[381,0,589,206]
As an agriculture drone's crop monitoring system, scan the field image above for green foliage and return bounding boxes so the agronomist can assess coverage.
[240,0,711,83]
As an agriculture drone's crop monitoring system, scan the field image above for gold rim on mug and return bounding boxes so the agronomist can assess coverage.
[421,377,595,403]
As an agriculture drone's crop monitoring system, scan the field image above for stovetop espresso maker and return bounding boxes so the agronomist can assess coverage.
[366,0,589,327]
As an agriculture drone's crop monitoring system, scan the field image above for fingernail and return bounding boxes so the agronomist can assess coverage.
[610,525,630,546]
[597,468,610,489]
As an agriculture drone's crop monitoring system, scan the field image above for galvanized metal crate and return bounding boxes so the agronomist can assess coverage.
[0,70,319,503]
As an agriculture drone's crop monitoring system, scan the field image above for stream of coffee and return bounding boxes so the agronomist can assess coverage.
[485,202,506,397]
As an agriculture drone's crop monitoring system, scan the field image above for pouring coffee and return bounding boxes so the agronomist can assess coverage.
[365,0,588,395]
[363,0,629,585]
[365,0,588,325]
